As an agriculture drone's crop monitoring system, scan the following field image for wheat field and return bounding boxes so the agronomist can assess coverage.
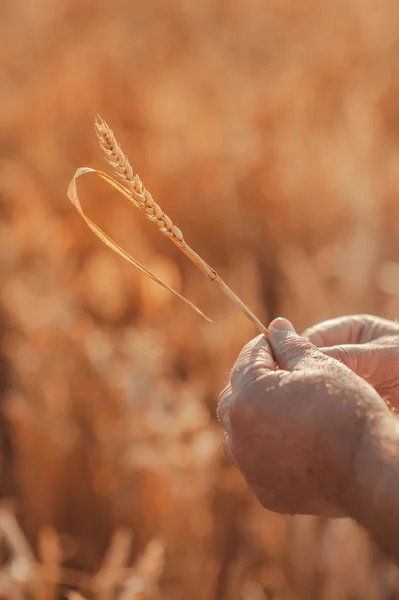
[1,0,399,598]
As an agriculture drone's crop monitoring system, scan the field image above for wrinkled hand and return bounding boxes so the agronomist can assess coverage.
[218,318,391,517]
[303,315,399,409]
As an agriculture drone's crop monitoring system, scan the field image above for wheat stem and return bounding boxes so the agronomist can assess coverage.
[95,116,268,336]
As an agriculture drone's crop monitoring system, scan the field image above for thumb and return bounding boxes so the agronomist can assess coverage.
[268,317,329,371]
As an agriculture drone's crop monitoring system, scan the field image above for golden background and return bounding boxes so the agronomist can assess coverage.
[1,0,399,598]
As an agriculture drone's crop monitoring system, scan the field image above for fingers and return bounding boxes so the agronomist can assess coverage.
[303,316,363,347]
[218,334,275,428]
[230,334,276,387]
[320,344,367,375]
[320,343,390,387]
[218,322,320,429]
[268,318,329,371]
[303,314,399,347]
[320,342,399,411]
[219,317,384,431]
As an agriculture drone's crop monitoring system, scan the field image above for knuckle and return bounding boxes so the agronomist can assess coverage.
[217,384,232,425]
[302,326,323,345]
[223,432,236,465]
[227,383,259,436]
[228,371,282,433]
[231,336,269,384]
[358,313,377,323]
[279,338,313,364]
[232,361,266,396]
[228,389,252,430]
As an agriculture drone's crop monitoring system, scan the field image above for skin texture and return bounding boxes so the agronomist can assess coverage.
[218,315,399,559]
[304,314,399,410]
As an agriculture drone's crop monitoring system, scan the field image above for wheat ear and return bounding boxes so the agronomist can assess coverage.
[94,116,268,336]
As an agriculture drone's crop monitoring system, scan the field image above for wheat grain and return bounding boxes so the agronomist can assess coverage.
[95,116,184,244]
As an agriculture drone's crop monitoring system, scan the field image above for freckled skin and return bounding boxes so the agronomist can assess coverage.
[219,316,399,560]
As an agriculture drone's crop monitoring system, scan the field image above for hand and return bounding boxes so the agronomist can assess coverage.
[303,315,399,409]
[218,318,391,517]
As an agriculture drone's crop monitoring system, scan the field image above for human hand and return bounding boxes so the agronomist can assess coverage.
[303,315,399,409]
[218,318,391,517]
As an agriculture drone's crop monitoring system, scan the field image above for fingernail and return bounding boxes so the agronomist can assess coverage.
[269,317,295,332]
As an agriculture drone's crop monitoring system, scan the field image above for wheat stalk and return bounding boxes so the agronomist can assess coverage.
[94,117,267,334]
[67,118,267,335]
[94,117,268,336]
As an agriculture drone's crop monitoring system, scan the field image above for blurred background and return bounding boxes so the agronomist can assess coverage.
[1,0,399,598]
